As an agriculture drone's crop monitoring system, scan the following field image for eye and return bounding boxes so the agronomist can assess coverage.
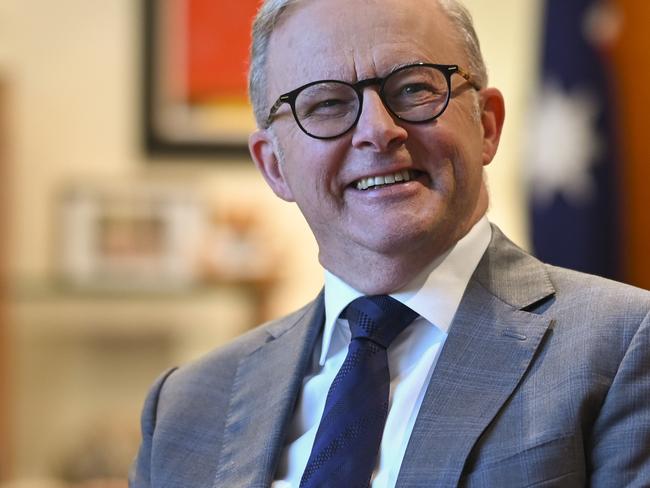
[296,82,355,115]
[297,87,358,119]
[385,66,448,105]
[386,82,440,109]
[314,98,345,109]
[401,83,435,95]
[301,98,351,117]
[398,81,446,99]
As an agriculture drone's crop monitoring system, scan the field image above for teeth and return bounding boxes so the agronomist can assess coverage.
[356,170,413,190]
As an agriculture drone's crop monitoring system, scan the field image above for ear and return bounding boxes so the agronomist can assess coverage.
[248,129,295,202]
[478,87,506,166]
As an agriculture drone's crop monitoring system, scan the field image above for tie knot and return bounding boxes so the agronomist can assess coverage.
[344,295,418,348]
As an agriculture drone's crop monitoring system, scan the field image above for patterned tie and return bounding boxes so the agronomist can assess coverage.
[300,295,418,488]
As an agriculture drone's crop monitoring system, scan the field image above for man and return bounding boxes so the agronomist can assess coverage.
[130,0,650,486]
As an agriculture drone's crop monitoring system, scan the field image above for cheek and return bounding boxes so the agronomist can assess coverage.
[409,126,484,201]
[435,118,484,176]
[281,142,346,208]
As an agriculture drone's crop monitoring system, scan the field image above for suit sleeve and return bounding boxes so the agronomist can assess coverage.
[589,308,650,487]
[129,367,177,488]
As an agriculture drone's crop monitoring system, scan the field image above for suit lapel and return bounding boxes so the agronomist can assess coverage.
[213,294,324,488]
[397,227,556,487]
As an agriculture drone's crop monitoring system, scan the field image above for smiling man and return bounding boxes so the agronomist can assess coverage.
[131,0,650,487]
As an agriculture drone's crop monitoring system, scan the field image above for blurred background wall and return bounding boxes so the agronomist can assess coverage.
[0,0,646,486]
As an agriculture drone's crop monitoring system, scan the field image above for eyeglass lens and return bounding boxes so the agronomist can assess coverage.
[293,65,450,138]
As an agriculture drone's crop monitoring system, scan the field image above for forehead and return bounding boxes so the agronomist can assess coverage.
[266,0,466,89]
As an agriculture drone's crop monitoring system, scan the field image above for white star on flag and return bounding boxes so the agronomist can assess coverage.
[525,81,603,207]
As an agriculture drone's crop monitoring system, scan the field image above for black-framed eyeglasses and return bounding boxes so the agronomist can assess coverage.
[265,63,481,140]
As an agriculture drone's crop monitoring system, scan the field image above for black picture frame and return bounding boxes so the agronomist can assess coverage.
[142,0,255,157]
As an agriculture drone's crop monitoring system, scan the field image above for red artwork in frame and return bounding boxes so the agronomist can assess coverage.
[144,0,260,156]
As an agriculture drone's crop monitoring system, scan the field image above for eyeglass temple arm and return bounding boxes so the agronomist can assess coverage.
[266,96,289,127]
[456,66,482,91]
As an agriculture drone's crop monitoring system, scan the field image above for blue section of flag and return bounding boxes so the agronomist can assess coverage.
[530,0,620,279]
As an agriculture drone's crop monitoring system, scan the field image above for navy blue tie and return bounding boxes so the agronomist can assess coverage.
[300,295,418,488]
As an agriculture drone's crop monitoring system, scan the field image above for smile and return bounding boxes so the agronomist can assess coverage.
[355,170,415,191]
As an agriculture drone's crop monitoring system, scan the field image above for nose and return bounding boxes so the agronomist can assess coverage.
[351,89,408,152]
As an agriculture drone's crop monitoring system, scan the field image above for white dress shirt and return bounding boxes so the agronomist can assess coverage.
[272,217,492,487]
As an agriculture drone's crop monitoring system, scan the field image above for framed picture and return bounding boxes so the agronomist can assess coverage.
[143,0,260,156]
[58,182,205,291]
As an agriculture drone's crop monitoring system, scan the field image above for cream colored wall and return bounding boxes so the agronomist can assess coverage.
[467,0,544,249]
[0,0,319,317]
[0,0,542,317]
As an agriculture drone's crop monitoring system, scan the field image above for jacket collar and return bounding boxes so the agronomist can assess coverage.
[213,293,325,488]
[396,225,556,486]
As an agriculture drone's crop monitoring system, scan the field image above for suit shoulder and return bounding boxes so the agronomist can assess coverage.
[545,263,650,313]
[540,264,650,361]
[484,225,650,317]
[156,297,321,399]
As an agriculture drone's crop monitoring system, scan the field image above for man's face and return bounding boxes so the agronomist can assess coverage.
[250,0,504,290]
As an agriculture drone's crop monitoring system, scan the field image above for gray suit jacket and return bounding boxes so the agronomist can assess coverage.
[130,227,650,487]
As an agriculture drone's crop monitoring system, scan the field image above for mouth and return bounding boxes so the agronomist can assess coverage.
[354,169,421,191]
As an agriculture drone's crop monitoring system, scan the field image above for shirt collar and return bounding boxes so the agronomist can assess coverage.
[321,216,492,365]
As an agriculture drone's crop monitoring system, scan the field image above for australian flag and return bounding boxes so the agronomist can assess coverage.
[526,0,620,279]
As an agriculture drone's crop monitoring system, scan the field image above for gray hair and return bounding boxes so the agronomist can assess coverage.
[248,0,488,128]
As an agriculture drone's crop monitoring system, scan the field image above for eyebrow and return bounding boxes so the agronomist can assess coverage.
[305,83,348,93]
[384,60,427,75]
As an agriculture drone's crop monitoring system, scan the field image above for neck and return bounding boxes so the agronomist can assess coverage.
[326,256,436,295]
[321,192,489,295]
[320,223,468,295]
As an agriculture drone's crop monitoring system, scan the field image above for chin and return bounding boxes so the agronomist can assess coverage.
[356,224,440,257]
